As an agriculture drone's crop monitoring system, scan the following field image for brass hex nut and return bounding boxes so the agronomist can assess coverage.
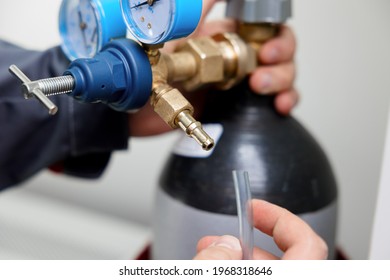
[151,86,194,128]
[179,37,224,91]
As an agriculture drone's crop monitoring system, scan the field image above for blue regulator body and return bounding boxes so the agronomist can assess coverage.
[64,39,152,111]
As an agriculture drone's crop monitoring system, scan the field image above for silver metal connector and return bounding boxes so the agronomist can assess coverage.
[176,111,215,151]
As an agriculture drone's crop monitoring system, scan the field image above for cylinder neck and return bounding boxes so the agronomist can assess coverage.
[238,23,279,44]
[238,23,280,54]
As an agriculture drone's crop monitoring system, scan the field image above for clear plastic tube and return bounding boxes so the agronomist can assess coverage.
[232,170,254,260]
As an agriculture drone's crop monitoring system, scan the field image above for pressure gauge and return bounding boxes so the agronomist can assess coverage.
[59,0,127,60]
[120,0,202,44]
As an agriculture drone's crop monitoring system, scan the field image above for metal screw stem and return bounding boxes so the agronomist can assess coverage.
[33,76,74,96]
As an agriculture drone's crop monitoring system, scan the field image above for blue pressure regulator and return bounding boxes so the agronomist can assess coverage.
[9,0,214,150]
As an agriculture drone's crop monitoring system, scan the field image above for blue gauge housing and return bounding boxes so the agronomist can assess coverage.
[59,0,127,60]
[120,0,202,44]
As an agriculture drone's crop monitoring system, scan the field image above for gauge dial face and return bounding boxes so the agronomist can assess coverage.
[60,0,101,60]
[122,0,173,44]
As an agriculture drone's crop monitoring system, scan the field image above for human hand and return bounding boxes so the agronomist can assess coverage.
[193,199,328,260]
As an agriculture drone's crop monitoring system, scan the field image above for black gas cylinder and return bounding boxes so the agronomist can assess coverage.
[152,82,338,259]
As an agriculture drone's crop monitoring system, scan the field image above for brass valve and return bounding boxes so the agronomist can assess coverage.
[151,84,214,151]
[154,26,277,93]
[144,45,215,151]
[145,23,278,151]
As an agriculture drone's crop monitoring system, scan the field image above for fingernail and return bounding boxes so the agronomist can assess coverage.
[258,73,272,93]
[210,235,242,251]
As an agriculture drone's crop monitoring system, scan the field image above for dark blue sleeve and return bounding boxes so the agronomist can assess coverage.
[0,40,129,190]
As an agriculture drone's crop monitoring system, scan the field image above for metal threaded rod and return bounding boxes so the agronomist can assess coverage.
[21,75,75,97]
[37,76,75,96]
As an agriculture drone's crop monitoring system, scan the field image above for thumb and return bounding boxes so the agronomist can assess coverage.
[193,235,243,260]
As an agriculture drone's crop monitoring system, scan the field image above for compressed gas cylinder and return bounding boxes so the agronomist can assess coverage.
[152,83,338,259]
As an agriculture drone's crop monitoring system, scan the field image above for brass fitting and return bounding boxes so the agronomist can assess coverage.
[176,37,225,91]
[212,32,256,90]
[151,84,193,128]
[165,52,197,83]
[238,23,279,52]
[164,32,257,91]
[143,43,164,65]
[149,50,215,151]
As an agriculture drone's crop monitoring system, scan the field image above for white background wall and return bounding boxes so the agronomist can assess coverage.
[370,108,390,259]
[1,0,390,259]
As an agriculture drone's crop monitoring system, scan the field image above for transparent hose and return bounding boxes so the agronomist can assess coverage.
[232,170,254,260]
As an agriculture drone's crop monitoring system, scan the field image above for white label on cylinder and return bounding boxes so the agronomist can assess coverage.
[173,123,224,158]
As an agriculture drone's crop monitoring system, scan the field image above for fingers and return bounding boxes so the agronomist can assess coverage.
[195,19,236,37]
[194,200,328,260]
[193,0,236,38]
[251,199,328,260]
[193,235,243,260]
[200,0,220,24]
[249,25,298,115]
[260,25,296,64]
[196,236,278,260]
[249,62,296,94]
[196,235,220,251]
[252,247,279,260]
[274,89,299,116]
[163,0,224,52]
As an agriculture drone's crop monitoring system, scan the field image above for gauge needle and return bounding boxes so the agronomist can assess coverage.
[91,27,97,43]
[131,0,160,9]
[78,10,88,47]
